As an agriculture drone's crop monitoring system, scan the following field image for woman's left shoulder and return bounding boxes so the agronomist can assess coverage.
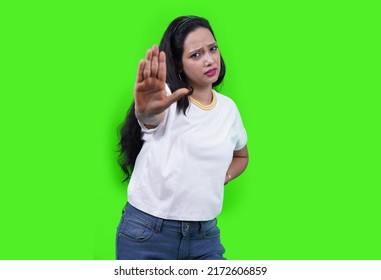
[214,90,238,109]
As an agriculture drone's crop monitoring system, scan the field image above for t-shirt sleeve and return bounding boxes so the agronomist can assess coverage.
[233,104,247,151]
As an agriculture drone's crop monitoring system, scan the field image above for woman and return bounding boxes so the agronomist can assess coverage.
[117,16,248,260]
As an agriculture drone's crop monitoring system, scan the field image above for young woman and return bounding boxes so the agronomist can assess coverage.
[117,16,248,260]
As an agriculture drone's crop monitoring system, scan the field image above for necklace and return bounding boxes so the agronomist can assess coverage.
[188,91,217,110]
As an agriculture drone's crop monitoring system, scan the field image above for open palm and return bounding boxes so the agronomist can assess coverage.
[134,45,189,118]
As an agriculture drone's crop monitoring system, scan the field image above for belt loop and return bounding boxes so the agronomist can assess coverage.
[199,221,205,234]
[121,202,127,214]
[155,218,163,233]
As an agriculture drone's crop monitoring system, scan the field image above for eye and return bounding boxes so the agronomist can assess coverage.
[190,52,201,59]
[210,45,218,52]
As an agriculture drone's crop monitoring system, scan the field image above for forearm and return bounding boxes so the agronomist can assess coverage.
[225,145,249,185]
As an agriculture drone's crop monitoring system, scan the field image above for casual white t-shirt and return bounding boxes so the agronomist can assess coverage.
[128,85,247,221]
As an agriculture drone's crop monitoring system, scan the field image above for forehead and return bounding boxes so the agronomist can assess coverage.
[183,27,215,51]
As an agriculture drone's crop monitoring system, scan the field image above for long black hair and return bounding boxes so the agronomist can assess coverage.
[118,16,226,182]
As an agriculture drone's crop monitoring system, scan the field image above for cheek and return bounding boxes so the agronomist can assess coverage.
[214,54,221,66]
[183,63,199,77]
[182,64,191,77]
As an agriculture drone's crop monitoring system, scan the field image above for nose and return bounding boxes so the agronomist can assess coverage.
[204,52,214,66]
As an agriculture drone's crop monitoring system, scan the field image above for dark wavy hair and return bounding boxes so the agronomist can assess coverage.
[118,16,226,182]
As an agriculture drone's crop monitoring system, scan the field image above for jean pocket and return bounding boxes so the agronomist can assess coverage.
[118,218,154,242]
[202,219,220,239]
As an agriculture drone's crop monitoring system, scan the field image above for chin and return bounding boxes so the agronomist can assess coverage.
[211,76,219,84]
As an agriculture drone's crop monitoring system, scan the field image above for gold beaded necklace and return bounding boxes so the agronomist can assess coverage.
[188,91,217,110]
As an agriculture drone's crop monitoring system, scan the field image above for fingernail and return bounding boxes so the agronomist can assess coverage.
[187,87,193,96]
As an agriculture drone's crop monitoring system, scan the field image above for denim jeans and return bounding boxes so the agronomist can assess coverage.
[116,203,226,260]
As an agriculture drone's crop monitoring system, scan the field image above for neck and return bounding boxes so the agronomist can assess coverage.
[190,85,213,105]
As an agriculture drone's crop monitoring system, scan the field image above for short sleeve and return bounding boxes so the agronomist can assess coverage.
[233,105,247,151]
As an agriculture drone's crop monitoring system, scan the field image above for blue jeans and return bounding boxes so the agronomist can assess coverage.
[116,203,226,260]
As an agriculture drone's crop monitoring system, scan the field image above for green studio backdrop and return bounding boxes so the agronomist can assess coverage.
[0,0,380,260]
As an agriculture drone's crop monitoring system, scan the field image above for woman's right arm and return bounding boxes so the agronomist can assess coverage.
[134,45,190,128]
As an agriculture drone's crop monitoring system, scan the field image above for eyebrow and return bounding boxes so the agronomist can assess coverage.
[188,42,217,55]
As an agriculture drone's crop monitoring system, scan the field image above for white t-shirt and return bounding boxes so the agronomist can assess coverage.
[128,85,247,221]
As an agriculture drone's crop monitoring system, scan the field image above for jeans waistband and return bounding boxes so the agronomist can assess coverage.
[123,203,216,234]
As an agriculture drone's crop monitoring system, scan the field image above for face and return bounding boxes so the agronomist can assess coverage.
[181,27,221,89]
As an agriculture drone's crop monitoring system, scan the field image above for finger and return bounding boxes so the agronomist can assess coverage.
[158,51,166,82]
[135,59,145,83]
[152,44,159,56]
[164,87,191,107]
[151,45,159,78]
[143,48,152,80]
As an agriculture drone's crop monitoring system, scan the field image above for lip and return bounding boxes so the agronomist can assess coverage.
[204,67,217,77]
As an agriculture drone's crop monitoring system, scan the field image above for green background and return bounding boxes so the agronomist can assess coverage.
[1,0,380,260]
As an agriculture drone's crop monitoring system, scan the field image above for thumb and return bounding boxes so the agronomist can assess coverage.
[165,87,192,106]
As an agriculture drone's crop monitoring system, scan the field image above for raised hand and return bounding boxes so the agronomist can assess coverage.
[134,45,190,125]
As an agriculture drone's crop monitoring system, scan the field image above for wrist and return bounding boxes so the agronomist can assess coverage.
[135,111,164,126]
